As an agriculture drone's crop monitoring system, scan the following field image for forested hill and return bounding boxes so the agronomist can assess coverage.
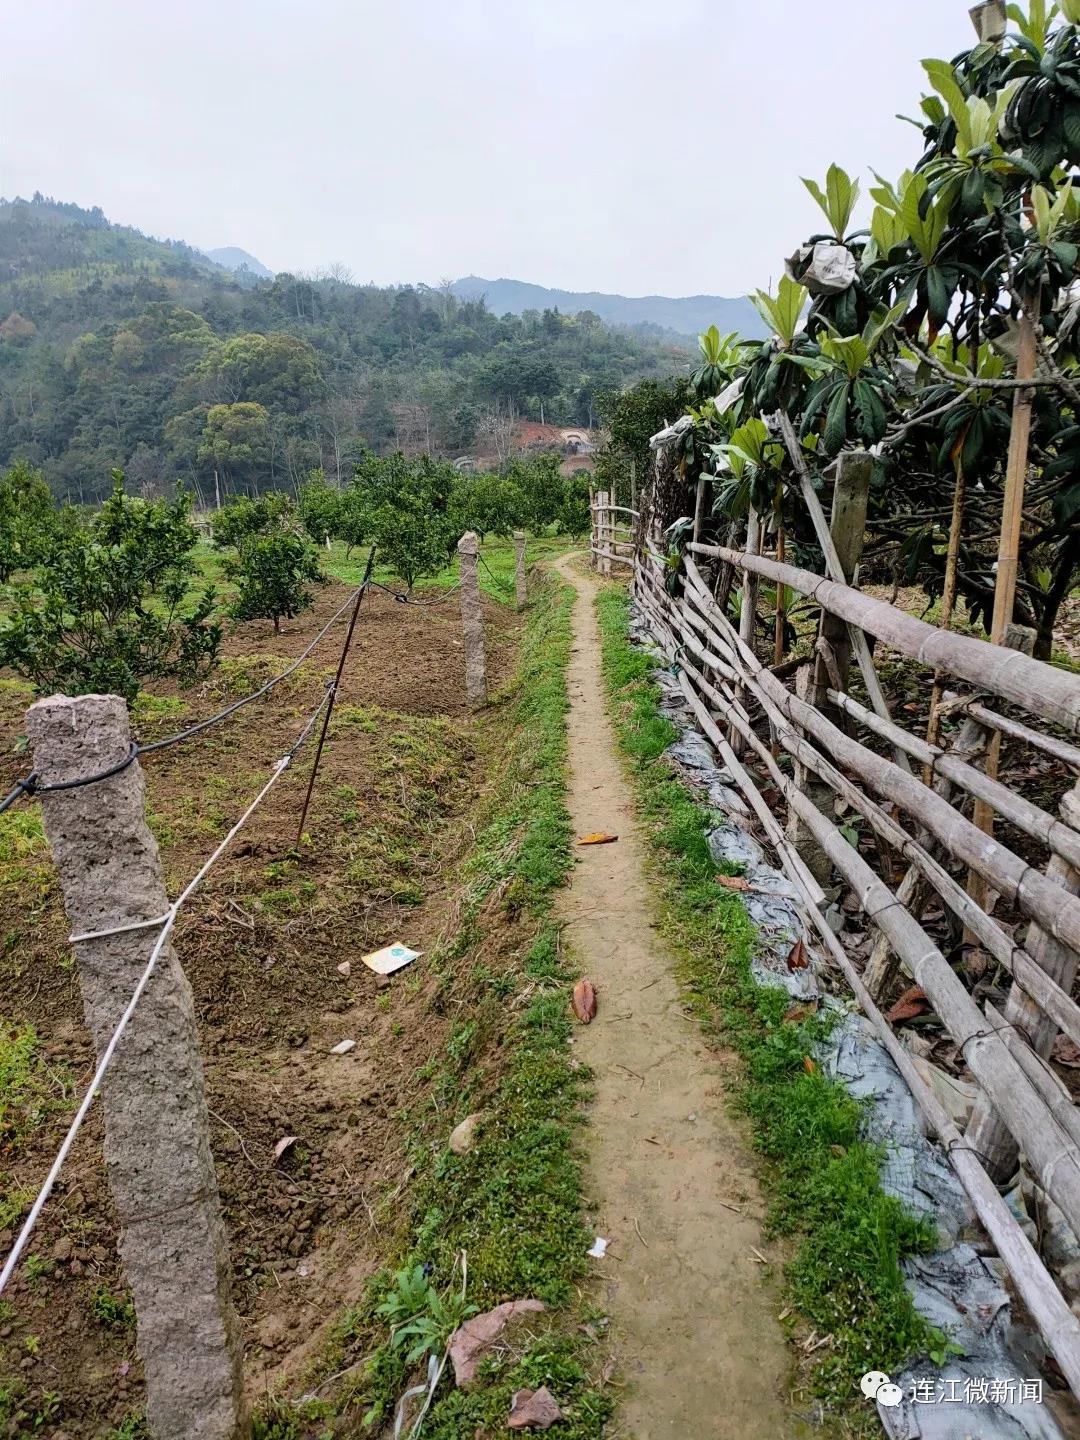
[0,195,687,504]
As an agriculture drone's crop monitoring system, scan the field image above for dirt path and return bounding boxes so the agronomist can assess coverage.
[555,557,797,1439]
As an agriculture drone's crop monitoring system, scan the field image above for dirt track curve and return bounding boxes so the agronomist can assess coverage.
[555,555,797,1439]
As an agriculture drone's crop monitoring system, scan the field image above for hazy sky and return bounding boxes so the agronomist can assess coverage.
[4,0,976,299]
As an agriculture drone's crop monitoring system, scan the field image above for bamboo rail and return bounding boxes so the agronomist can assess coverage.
[612,505,1080,1395]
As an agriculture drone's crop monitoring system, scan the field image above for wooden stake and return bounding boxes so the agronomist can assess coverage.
[969,308,1038,911]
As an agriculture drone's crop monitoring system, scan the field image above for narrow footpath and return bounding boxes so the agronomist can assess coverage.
[555,556,796,1439]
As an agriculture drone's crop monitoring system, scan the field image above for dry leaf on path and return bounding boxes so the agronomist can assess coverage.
[577,832,619,846]
[572,979,597,1023]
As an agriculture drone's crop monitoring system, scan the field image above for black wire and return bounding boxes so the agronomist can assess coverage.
[0,774,39,815]
[139,584,366,753]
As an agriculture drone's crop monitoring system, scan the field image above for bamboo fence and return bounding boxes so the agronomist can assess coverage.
[593,487,1080,1398]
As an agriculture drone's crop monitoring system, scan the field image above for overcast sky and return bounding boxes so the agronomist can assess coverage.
[4,0,976,299]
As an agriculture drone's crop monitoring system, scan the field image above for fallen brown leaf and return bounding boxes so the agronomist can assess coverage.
[577,832,618,846]
[1053,1034,1080,1068]
[885,985,931,1024]
[786,938,809,972]
[802,1056,818,1076]
[783,999,819,1025]
[715,873,751,892]
[572,979,597,1024]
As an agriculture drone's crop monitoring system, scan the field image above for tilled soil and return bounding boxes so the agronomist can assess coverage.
[0,581,519,1434]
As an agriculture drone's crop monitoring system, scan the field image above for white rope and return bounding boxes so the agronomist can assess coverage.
[0,689,332,1297]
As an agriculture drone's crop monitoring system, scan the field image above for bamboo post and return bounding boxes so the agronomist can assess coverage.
[514,530,527,612]
[692,475,708,546]
[630,459,637,515]
[776,418,911,771]
[787,452,871,882]
[589,485,597,570]
[25,695,248,1440]
[731,507,760,754]
[925,464,967,766]
[458,531,487,706]
[968,309,1039,905]
[966,781,1080,1180]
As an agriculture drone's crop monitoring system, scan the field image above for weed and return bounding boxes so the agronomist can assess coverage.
[105,1413,150,1440]
[92,1284,136,1330]
[375,1264,478,1365]
[595,585,942,1413]
[23,1254,53,1285]
[250,1394,332,1440]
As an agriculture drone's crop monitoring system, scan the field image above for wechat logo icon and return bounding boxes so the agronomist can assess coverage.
[861,1371,904,1408]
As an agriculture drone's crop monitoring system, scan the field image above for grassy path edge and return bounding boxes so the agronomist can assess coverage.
[594,582,947,1428]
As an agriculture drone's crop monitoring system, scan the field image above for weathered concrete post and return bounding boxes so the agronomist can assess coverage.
[514,530,527,612]
[458,531,487,706]
[26,694,247,1440]
[787,452,872,884]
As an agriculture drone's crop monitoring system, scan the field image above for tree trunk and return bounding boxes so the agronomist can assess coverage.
[1035,530,1080,661]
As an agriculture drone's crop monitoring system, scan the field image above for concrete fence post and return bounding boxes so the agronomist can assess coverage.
[458,531,487,706]
[26,693,247,1440]
[514,529,527,612]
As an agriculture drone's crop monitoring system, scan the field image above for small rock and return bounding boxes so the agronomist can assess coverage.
[508,1386,563,1430]
[330,1039,356,1056]
[448,1300,546,1388]
[449,1113,485,1155]
[336,961,351,978]
[52,1237,73,1263]
[375,974,392,990]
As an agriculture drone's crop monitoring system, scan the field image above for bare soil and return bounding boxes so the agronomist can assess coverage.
[555,557,801,1439]
[0,581,520,1434]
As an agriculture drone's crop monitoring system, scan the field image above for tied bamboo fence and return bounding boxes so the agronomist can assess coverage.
[590,481,1080,1397]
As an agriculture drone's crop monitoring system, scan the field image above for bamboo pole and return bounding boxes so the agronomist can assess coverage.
[676,589,1080,1054]
[969,310,1040,906]
[690,541,1080,734]
[825,687,1080,873]
[926,463,967,764]
[945,694,1080,771]
[776,415,910,772]
[681,555,1080,966]
[670,577,1080,1239]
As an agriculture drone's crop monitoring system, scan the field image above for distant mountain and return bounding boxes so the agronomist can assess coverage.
[205,246,272,279]
[450,275,766,342]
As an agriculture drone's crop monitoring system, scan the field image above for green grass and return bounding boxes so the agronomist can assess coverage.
[191,532,578,611]
[255,573,610,1438]
[0,1022,71,1228]
[594,584,944,1418]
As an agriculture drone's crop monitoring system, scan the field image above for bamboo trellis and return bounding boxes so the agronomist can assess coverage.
[593,493,1080,1398]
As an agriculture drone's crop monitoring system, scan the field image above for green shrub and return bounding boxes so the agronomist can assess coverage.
[0,473,220,703]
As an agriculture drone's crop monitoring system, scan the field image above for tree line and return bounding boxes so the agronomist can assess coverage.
[0,196,682,506]
[0,450,589,702]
